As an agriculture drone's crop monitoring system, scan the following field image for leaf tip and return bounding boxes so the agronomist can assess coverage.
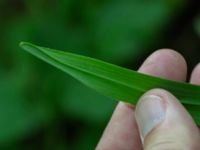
[19,41,31,48]
[19,41,38,54]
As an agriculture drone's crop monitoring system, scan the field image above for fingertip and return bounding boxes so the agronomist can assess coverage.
[190,63,200,85]
[139,49,187,81]
[135,88,200,149]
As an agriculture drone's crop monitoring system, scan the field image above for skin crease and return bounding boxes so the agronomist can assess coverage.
[96,49,200,150]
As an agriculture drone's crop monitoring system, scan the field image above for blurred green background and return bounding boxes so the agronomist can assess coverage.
[1,0,200,149]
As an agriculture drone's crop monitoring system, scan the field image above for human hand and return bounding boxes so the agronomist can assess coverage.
[96,49,200,150]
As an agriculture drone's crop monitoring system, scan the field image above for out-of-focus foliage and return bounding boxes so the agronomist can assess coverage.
[1,0,200,149]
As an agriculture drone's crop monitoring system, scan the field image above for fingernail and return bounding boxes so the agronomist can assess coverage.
[135,95,166,139]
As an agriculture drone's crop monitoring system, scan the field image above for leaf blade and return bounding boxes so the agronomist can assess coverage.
[20,42,200,124]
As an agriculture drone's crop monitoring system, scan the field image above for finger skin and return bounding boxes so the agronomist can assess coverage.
[96,49,187,150]
[137,89,200,150]
[96,102,141,150]
[139,49,187,81]
[190,63,200,85]
[190,63,200,128]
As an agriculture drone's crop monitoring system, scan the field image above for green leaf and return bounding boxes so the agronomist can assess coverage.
[20,42,200,124]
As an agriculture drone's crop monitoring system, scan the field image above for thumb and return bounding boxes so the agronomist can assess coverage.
[135,89,200,150]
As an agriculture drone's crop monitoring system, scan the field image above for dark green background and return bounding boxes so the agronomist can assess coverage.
[1,0,200,149]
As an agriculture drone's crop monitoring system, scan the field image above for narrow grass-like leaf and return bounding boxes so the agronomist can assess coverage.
[20,42,200,124]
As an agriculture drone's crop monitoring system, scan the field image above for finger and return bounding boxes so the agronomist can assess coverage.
[139,49,187,81]
[190,63,200,129]
[96,102,142,150]
[190,63,200,85]
[135,89,200,149]
[96,49,187,150]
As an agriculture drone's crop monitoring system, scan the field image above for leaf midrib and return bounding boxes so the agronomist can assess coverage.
[38,46,147,93]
